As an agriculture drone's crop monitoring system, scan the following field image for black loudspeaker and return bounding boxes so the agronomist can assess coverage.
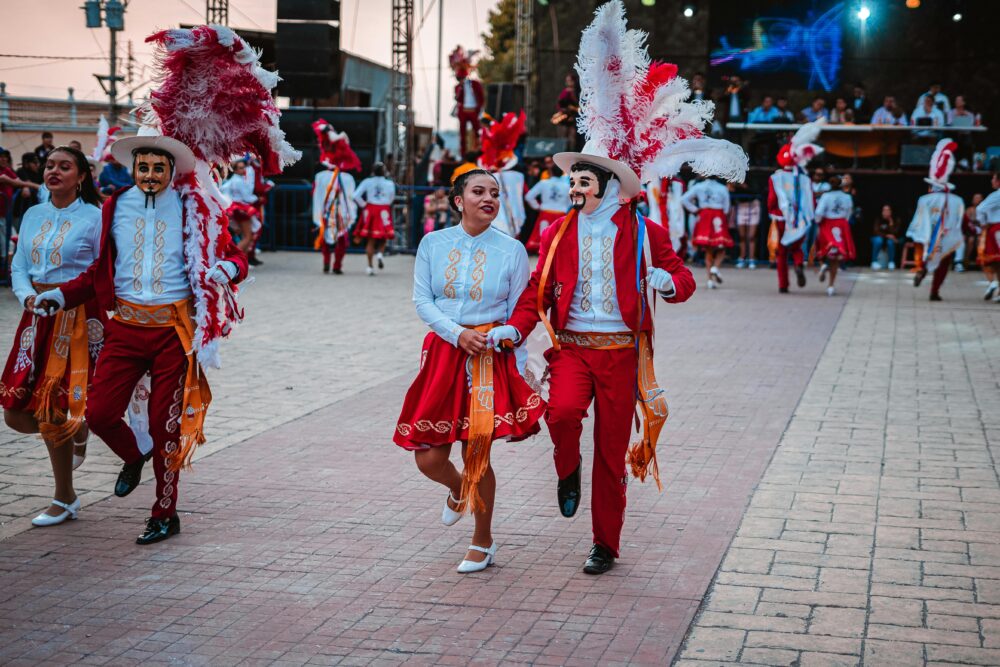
[276,22,340,99]
[485,83,525,118]
[900,144,935,167]
[277,107,381,181]
[277,0,340,21]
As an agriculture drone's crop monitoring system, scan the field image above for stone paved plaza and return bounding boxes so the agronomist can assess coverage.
[0,251,998,666]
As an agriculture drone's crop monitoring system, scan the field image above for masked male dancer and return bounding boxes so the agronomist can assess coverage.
[311,119,360,274]
[768,121,823,293]
[34,25,297,544]
[488,0,747,574]
[910,139,965,301]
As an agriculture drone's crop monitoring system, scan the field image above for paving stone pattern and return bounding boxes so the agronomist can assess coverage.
[676,270,1000,666]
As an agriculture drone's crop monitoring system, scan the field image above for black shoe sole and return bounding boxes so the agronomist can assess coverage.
[136,523,180,546]
[583,564,612,575]
[795,268,806,288]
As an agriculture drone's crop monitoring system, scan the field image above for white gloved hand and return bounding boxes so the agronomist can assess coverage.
[208,261,238,285]
[487,325,521,351]
[647,267,675,296]
[33,288,66,316]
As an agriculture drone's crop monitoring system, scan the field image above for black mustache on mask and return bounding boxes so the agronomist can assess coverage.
[571,193,587,211]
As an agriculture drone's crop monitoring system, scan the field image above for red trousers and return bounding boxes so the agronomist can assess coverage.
[930,253,952,295]
[86,320,187,520]
[545,345,637,558]
[775,218,805,290]
[321,235,347,271]
[457,108,481,155]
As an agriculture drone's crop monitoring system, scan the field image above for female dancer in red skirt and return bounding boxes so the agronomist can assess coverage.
[394,169,545,573]
[352,162,396,276]
[814,176,856,296]
[2,147,106,526]
[683,177,733,289]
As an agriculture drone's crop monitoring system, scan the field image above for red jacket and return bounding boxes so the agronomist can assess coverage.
[454,78,485,110]
[507,205,695,340]
[61,186,248,310]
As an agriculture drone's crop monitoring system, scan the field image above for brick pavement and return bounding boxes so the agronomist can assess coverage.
[676,270,1000,666]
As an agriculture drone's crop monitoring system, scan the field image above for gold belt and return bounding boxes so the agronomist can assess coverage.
[113,299,192,327]
[556,330,635,350]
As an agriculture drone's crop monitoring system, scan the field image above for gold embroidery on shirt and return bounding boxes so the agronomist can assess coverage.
[48,220,73,268]
[469,249,486,302]
[151,219,167,295]
[580,235,593,312]
[601,236,615,314]
[132,217,146,292]
[30,220,53,265]
[443,248,461,298]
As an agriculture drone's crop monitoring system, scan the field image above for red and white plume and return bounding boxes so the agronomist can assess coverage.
[925,138,958,189]
[790,118,825,167]
[91,115,121,163]
[575,0,747,183]
[478,111,526,171]
[312,119,362,172]
[143,25,300,176]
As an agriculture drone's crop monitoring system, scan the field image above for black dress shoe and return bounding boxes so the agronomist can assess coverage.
[913,267,928,287]
[930,293,943,301]
[322,265,330,274]
[333,268,343,275]
[795,265,807,288]
[136,515,180,545]
[779,287,789,294]
[583,543,615,575]
[557,459,582,518]
[114,452,153,498]
[249,255,263,266]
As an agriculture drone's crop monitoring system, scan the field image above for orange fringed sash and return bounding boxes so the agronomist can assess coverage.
[537,208,577,351]
[628,331,669,490]
[33,282,89,446]
[460,323,498,514]
[313,167,341,250]
[113,298,212,472]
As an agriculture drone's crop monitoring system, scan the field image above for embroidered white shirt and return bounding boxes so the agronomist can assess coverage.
[111,185,190,305]
[413,224,529,351]
[220,172,257,205]
[565,180,627,333]
[11,198,102,306]
[815,190,854,221]
[681,179,731,214]
[976,189,1000,225]
[353,176,396,207]
[525,176,571,212]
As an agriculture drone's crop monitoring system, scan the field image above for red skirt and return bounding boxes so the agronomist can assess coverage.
[226,201,259,223]
[981,223,1000,265]
[691,208,734,249]
[355,203,395,239]
[0,302,107,413]
[393,332,546,450]
[816,218,856,261]
[526,210,565,253]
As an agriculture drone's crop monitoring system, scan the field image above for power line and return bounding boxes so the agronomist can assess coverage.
[0,54,106,61]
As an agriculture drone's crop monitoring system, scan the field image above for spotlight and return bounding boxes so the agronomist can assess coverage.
[682,4,695,18]
[857,5,870,21]
[905,0,920,7]
[952,12,962,21]
[641,0,656,6]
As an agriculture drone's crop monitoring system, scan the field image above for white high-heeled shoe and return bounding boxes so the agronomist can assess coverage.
[441,491,465,526]
[72,434,88,471]
[31,498,80,527]
[457,542,497,573]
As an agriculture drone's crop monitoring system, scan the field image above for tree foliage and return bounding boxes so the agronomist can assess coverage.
[477,0,517,84]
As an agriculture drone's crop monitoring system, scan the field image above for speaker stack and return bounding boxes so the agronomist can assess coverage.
[276,0,341,100]
[485,83,526,119]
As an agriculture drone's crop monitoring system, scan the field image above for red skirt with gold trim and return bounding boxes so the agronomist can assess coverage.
[981,223,1000,265]
[0,302,107,413]
[691,208,734,249]
[355,203,395,239]
[816,218,856,261]
[393,332,545,450]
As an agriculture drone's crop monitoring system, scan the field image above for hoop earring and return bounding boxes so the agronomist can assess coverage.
[458,205,464,212]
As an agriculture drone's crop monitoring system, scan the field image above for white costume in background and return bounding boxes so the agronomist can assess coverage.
[312,170,357,243]
[681,179,731,215]
[525,176,571,214]
[769,169,815,246]
[493,169,526,238]
[907,189,965,271]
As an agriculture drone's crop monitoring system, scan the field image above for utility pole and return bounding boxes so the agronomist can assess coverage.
[435,0,443,134]
[83,0,127,121]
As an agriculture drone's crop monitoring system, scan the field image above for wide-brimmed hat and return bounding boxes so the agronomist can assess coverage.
[554,141,642,200]
[111,124,197,175]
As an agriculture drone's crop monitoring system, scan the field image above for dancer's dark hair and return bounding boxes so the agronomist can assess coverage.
[449,168,499,214]
[46,146,101,207]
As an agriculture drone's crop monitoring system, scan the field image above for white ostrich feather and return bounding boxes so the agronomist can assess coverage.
[91,115,110,163]
[647,137,749,184]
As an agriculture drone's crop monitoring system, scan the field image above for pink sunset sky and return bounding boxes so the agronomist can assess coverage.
[0,0,499,130]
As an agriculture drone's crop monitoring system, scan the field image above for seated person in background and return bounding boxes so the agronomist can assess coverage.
[851,84,872,123]
[871,96,909,126]
[799,97,829,123]
[911,95,946,139]
[947,95,976,126]
[916,83,951,116]
[828,97,855,124]
[871,204,900,270]
[774,97,795,123]
[98,154,132,196]
[748,96,782,124]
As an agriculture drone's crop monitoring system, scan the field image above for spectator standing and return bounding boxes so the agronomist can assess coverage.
[828,97,854,124]
[850,84,872,123]
[690,72,707,102]
[911,95,945,139]
[800,97,829,123]
[730,181,761,269]
[871,204,900,270]
[13,153,42,218]
[423,187,451,234]
[977,173,1000,301]
[720,76,749,123]
[554,73,581,151]
[870,96,909,126]
[0,150,40,220]
[916,83,951,116]
[748,96,782,166]
[34,132,55,163]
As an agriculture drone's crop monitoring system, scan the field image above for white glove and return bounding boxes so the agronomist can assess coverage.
[487,325,521,351]
[646,267,675,296]
[208,261,238,285]
[33,288,66,316]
